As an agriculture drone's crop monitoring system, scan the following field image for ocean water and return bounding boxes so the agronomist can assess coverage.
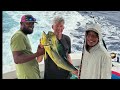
[2,11,120,74]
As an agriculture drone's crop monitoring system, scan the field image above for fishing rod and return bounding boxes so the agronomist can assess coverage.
[78,39,85,79]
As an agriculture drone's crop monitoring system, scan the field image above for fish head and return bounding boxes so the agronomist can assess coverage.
[40,31,49,46]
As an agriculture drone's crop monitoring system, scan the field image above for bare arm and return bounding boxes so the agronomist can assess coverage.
[13,45,45,64]
[12,51,38,64]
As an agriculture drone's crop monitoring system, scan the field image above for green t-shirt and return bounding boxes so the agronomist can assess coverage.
[10,30,40,79]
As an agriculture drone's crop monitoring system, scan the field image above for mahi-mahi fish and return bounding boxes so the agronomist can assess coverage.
[40,31,78,72]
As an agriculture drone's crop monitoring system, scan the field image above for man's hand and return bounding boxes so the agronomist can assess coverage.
[71,70,78,77]
[36,44,45,57]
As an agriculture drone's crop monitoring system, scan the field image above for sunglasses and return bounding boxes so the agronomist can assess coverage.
[25,16,36,22]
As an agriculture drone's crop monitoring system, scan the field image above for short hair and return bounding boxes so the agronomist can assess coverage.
[53,16,65,24]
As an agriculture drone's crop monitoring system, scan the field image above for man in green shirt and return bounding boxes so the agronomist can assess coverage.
[10,15,45,79]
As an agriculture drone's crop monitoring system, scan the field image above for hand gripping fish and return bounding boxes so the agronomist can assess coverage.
[40,31,78,72]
